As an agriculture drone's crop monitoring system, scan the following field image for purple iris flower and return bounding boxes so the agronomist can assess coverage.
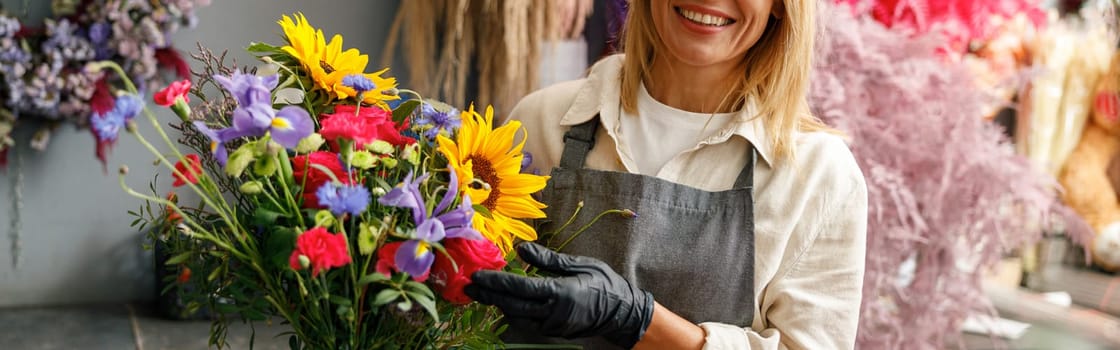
[211,72,312,149]
[317,182,371,217]
[90,94,143,141]
[193,121,231,166]
[415,103,461,139]
[342,74,375,94]
[378,169,482,278]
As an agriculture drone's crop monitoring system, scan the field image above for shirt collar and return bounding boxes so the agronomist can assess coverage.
[559,54,775,166]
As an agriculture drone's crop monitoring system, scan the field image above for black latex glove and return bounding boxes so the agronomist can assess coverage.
[464,242,655,348]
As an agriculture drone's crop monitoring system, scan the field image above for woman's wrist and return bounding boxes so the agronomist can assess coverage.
[633,302,706,350]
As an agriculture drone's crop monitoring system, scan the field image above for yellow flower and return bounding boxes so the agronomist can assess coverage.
[437,105,549,254]
[277,13,398,109]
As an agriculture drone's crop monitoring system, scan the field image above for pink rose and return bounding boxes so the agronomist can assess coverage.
[289,227,351,277]
[319,105,414,150]
[429,238,507,304]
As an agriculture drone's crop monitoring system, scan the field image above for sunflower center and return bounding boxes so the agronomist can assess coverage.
[468,156,501,210]
[319,60,335,74]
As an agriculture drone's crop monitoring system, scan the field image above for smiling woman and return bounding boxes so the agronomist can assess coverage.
[466,1,868,350]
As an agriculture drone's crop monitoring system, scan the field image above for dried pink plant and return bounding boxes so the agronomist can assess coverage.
[811,3,1092,349]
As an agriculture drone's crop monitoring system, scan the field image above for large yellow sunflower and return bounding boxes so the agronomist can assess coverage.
[277,13,398,109]
[436,105,549,254]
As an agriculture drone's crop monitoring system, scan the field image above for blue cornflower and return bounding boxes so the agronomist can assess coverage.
[415,102,461,139]
[90,109,125,141]
[317,182,372,217]
[342,74,375,94]
[90,94,143,141]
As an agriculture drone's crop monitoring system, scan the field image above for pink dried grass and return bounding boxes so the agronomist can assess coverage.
[811,3,1092,348]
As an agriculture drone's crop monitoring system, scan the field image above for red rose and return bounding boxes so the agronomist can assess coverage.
[154,79,191,106]
[172,154,203,187]
[429,238,506,304]
[289,227,352,277]
[319,105,414,149]
[291,151,352,208]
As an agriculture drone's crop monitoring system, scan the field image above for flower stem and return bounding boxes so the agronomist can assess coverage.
[546,201,583,247]
[117,174,249,261]
[274,155,306,228]
[555,209,632,253]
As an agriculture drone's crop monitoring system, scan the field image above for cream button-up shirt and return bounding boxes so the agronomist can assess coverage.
[504,55,868,350]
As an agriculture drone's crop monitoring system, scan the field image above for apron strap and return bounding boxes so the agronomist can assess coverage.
[732,146,757,190]
[559,117,601,169]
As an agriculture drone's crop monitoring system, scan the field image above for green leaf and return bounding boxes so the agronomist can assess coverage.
[392,99,421,125]
[246,42,281,53]
[264,227,299,269]
[411,293,439,322]
[252,207,286,226]
[328,295,352,307]
[164,252,191,265]
[372,289,400,307]
[214,302,238,315]
[358,272,389,286]
[396,298,413,312]
[404,281,435,300]
[243,309,266,321]
[473,204,494,219]
[207,266,223,282]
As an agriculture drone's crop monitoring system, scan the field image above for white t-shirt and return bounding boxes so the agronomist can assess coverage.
[618,84,738,176]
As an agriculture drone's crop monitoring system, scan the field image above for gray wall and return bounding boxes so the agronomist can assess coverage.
[0,0,400,307]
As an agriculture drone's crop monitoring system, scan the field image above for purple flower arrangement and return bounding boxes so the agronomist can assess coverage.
[0,0,210,168]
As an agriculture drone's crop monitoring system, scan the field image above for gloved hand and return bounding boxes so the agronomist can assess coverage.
[464,242,655,348]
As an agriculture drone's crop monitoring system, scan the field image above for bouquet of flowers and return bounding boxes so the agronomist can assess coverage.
[111,13,568,349]
[0,0,207,168]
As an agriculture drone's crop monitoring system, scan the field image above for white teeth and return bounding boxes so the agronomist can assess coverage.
[677,7,731,26]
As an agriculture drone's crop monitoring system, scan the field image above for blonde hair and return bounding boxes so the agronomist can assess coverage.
[619,0,832,161]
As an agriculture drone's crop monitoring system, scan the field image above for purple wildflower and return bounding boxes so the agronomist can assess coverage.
[213,72,312,148]
[0,15,19,38]
[342,74,375,94]
[415,103,461,139]
[317,182,372,217]
[521,151,533,173]
[378,169,482,278]
[87,21,113,60]
[270,106,314,148]
[193,121,231,166]
[42,19,95,62]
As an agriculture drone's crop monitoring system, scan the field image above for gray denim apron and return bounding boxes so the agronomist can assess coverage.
[505,117,756,349]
